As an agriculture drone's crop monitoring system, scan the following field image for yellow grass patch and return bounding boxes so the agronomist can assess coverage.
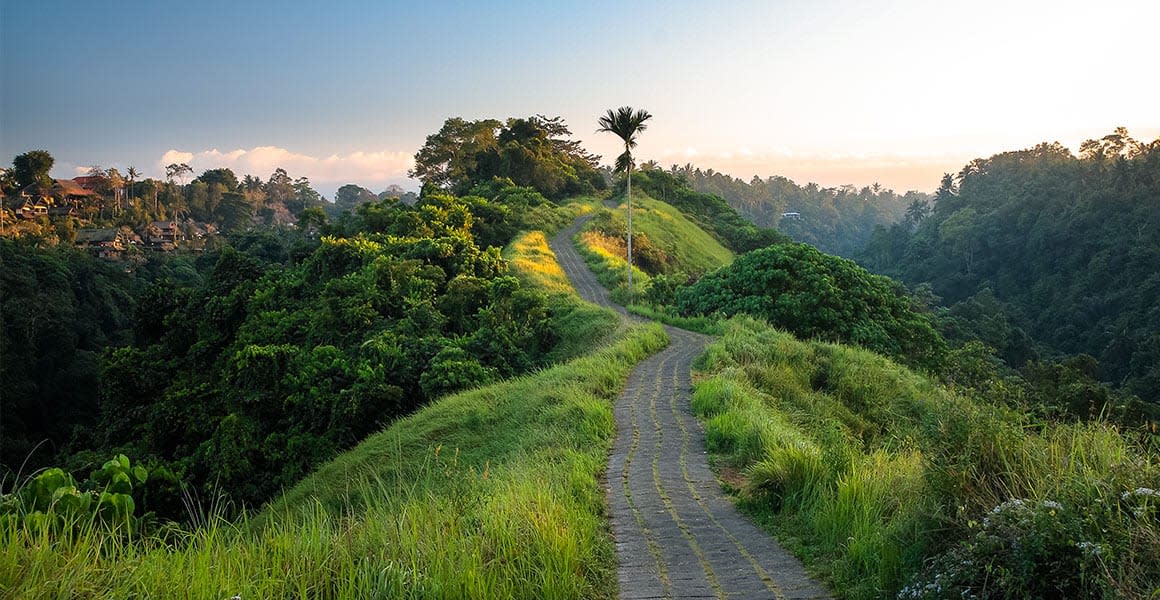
[507,231,573,294]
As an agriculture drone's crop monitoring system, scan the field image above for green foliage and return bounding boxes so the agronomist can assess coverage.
[419,346,497,398]
[11,149,54,189]
[0,239,137,472]
[0,321,668,599]
[694,317,1160,599]
[72,193,614,511]
[1,455,151,531]
[410,115,605,199]
[858,131,1160,404]
[678,243,946,369]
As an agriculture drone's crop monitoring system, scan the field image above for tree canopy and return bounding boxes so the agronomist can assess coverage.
[410,115,605,199]
[677,243,946,369]
[858,129,1160,401]
[12,150,54,189]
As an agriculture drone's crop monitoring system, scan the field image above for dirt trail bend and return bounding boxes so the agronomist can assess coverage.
[550,218,830,599]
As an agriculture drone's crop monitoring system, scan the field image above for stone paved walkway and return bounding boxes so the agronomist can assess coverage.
[550,215,831,600]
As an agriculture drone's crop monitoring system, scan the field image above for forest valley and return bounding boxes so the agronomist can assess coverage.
[1,118,1158,597]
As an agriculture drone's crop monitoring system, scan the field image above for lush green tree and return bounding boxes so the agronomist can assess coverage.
[410,117,501,194]
[264,168,294,207]
[411,115,604,200]
[598,106,653,298]
[333,184,378,212]
[11,150,54,189]
[677,243,946,369]
[195,168,239,192]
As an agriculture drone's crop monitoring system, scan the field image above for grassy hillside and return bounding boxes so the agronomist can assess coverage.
[694,316,1160,598]
[2,227,665,599]
[575,194,734,300]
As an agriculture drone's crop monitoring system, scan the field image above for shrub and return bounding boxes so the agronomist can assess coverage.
[678,243,946,369]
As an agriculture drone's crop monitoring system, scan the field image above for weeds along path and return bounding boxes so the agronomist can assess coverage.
[550,217,830,599]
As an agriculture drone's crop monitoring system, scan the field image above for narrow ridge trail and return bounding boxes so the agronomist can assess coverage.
[551,216,831,599]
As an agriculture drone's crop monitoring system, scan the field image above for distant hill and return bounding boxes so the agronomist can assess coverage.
[664,165,926,257]
[858,130,1160,402]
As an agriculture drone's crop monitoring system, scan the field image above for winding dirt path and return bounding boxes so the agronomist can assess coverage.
[550,216,830,599]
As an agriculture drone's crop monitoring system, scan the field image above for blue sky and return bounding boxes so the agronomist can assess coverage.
[3,0,1157,198]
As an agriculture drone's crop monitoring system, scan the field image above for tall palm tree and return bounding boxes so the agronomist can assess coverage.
[126,166,140,214]
[598,106,652,299]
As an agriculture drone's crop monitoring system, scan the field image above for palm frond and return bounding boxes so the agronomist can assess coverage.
[614,150,633,174]
[597,106,653,149]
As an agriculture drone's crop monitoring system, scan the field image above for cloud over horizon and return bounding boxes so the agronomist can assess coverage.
[157,146,415,194]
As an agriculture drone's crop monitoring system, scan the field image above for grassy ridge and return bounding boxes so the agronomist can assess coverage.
[575,194,733,302]
[2,224,662,599]
[615,196,734,274]
[693,316,1160,598]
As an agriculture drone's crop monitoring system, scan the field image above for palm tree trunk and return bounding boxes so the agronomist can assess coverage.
[626,163,633,301]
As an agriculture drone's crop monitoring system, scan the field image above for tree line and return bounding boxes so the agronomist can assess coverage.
[858,128,1160,408]
[658,164,926,257]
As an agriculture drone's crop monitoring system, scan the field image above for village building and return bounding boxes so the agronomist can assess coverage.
[54,179,100,206]
[75,228,128,259]
[145,220,183,251]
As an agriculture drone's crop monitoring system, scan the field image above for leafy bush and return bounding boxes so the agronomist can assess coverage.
[1,455,150,531]
[678,243,946,369]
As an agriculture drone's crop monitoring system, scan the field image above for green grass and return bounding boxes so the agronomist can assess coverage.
[575,194,733,304]
[504,230,574,294]
[504,227,621,363]
[625,303,724,336]
[693,316,1160,599]
[520,196,603,236]
[1,321,668,599]
[1,212,661,600]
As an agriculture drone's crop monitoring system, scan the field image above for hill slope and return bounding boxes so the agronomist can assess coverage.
[695,316,1160,598]
[858,133,1160,402]
[574,194,734,298]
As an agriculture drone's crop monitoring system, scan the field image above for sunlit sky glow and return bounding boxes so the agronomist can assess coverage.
[3,0,1157,198]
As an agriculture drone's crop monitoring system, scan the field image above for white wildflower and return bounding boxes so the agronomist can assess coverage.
[1076,541,1102,556]
[1040,500,1063,511]
[1122,487,1159,501]
[991,498,1028,514]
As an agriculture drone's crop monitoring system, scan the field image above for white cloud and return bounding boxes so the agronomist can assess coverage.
[160,149,194,166]
[156,145,415,192]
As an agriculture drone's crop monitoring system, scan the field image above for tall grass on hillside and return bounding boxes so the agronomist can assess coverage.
[505,229,621,363]
[694,316,1160,599]
[574,194,735,304]
[574,230,651,304]
[585,195,733,276]
[505,230,574,294]
[1,322,669,599]
[517,196,602,237]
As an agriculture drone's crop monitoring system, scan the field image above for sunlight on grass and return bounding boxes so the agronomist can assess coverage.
[506,231,573,294]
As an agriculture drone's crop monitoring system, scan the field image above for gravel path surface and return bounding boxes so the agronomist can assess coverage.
[550,216,831,600]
